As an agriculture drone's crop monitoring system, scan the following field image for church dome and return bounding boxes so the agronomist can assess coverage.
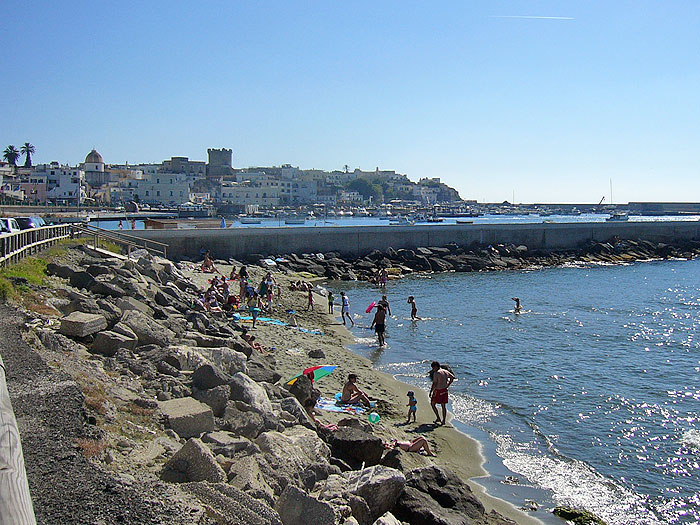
[85,149,104,164]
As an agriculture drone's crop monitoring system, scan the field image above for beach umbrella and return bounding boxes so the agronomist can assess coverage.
[286,365,337,386]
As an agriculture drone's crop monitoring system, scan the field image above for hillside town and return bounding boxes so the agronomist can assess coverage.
[0,146,462,213]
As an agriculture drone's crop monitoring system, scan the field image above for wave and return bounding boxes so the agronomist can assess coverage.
[494,433,664,525]
[680,429,700,450]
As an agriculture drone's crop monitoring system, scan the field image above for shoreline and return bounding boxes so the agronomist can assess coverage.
[331,314,548,525]
[185,264,545,524]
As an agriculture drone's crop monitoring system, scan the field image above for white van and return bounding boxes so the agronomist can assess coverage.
[0,218,21,234]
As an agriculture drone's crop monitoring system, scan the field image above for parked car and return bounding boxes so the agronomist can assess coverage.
[0,218,21,234]
[15,216,47,230]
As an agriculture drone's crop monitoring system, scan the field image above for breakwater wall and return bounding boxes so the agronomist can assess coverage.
[131,221,700,259]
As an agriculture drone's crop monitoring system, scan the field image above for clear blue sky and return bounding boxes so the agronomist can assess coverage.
[2,1,699,203]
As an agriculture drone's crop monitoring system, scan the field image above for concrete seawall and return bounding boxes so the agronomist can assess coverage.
[130,221,700,259]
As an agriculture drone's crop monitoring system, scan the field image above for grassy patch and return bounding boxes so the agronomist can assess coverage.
[75,438,108,458]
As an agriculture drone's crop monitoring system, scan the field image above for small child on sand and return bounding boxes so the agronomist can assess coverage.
[307,289,314,311]
[406,390,417,423]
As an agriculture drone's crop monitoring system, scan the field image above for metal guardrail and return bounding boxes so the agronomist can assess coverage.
[0,225,73,267]
[71,223,168,258]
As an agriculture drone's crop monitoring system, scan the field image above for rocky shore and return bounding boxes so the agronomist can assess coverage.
[4,242,542,525]
[229,237,700,282]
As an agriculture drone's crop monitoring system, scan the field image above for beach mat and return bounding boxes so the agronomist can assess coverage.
[316,396,367,415]
[236,316,323,335]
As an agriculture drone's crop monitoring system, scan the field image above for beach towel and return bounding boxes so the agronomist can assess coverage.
[316,396,367,415]
[235,316,323,334]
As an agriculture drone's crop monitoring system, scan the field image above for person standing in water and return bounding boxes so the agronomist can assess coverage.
[512,297,522,314]
[370,303,387,347]
[408,296,418,320]
[377,295,391,316]
[340,291,354,327]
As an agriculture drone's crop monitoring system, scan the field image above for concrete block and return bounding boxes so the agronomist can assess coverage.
[59,311,108,338]
[160,397,216,438]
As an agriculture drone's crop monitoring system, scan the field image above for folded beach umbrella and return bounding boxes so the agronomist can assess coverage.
[286,365,337,386]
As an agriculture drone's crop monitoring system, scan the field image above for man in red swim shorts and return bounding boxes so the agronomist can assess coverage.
[429,361,455,426]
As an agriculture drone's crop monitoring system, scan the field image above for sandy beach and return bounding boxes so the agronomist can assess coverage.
[186,261,542,525]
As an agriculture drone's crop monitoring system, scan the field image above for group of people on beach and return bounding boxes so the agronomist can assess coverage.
[193,250,462,459]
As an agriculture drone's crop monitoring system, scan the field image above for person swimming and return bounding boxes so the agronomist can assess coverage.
[512,297,522,314]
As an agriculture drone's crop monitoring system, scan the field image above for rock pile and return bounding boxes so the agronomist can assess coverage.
[243,238,700,282]
[37,246,517,524]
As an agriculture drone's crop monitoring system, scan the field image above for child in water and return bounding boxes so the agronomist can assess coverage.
[408,296,418,320]
[406,390,417,423]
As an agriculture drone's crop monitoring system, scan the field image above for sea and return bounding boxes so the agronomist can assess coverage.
[329,258,700,525]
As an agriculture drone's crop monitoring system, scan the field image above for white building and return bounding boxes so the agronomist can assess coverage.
[216,181,280,207]
[135,172,192,205]
[33,162,85,204]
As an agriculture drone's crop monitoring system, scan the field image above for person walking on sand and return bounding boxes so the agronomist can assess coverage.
[327,291,334,314]
[341,373,371,406]
[408,296,419,320]
[306,288,314,311]
[370,303,387,347]
[340,291,354,327]
[429,361,455,426]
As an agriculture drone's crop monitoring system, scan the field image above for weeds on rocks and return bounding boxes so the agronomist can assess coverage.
[75,438,108,458]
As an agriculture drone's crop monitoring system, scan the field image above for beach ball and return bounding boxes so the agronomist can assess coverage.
[368,412,380,424]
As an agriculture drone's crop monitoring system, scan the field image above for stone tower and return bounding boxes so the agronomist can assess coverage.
[207,148,233,179]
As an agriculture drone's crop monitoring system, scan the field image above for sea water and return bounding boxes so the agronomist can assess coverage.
[332,259,700,524]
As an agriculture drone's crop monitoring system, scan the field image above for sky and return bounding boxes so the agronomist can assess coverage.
[2,1,699,203]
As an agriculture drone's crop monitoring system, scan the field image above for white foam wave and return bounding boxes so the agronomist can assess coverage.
[494,434,663,525]
[679,429,700,450]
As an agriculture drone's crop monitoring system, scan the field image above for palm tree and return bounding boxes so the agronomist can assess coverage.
[20,142,35,167]
[3,145,19,171]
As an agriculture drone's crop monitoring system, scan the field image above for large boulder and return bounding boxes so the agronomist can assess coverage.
[329,428,384,470]
[161,438,226,483]
[228,455,276,505]
[59,311,107,338]
[279,396,315,429]
[192,364,230,390]
[159,397,216,438]
[372,512,402,525]
[286,374,317,406]
[201,431,254,457]
[193,384,230,417]
[180,482,282,525]
[318,466,405,523]
[117,296,154,316]
[91,330,137,357]
[246,353,282,384]
[221,403,266,439]
[274,485,337,525]
[228,372,273,415]
[255,426,333,492]
[69,271,96,290]
[46,261,78,279]
[392,466,489,525]
[122,309,175,346]
[88,278,127,298]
